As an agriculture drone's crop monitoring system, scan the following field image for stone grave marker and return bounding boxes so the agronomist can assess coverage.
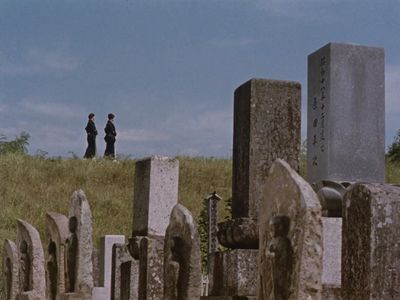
[164,204,201,300]
[3,239,19,300]
[45,212,69,300]
[307,42,385,184]
[16,219,46,300]
[258,159,323,300]
[342,183,400,298]
[60,190,93,300]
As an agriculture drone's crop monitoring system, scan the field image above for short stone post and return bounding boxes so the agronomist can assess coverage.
[206,192,221,255]
[342,183,400,299]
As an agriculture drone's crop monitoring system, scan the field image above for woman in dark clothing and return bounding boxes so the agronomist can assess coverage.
[104,113,117,158]
[84,113,97,159]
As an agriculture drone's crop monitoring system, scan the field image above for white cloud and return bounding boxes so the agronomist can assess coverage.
[0,47,80,76]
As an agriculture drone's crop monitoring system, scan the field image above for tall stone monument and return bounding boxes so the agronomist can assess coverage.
[128,156,179,300]
[208,78,301,299]
[342,183,400,299]
[307,42,385,183]
[258,159,323,300]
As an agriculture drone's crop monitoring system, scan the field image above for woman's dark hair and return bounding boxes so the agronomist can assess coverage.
[88,113,95,119]
[108,113,115,120]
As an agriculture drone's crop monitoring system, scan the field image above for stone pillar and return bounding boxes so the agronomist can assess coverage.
[128,156,179,300]
[208,79,301,299]
[232,78,301,220]
[342,183,400,299]
[206,192,221,255]
[258,159,323,300]
[307,42,385,184]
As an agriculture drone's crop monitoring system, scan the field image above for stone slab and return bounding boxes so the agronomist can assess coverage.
[232,78,301,220]
[208,249,258,297]
[342,183,400,298]
[132,156,179,237]
[322,217,342,287]
[307,42,385,183]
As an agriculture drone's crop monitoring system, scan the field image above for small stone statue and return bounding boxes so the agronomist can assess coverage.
[5,257,12,299]
[266,216,293,300]
[66,216,78,292]
[19,240,31,292]
[47,241,58,300]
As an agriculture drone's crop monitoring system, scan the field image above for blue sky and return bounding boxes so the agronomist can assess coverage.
[1,0,399,157]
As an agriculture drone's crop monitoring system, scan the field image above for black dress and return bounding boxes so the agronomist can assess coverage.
[84,119,97,158]
[104,120,117,158]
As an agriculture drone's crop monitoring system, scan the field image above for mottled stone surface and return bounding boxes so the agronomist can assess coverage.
[217,218,258,249]
[16,219,46,300]
[342,183,400,298]
[232,79,301,220]
[307,43,385,184]
[258,159,323,300]
[208,250,258,297]
[61,190,93,300]
[322,218,342,292]
[138,236,164,300]
[111,243,139,300]
[132,156,179,237]
[45,212,69,298]
[201,297,256,300]
[322,285,342,300]
[164,204,202,300]
[3,239,19,300]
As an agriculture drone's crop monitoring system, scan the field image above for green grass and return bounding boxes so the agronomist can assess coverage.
[0,153,399,297]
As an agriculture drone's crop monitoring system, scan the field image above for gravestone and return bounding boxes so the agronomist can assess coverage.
[16,219,46,300]
[258,159,323,300]
[132,156,179,237]
[60,190,93,300]
[111,243,139,300]
[45,212,69,300]
[3,239,19,300]
[342,183,400,298]
[164,204,201,300]
[307,42,385,183]
[209,78,301,299]
[127,156,179,300]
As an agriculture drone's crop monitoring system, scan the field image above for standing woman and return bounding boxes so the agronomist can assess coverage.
[104,113,117,158]
[84,113,97,159]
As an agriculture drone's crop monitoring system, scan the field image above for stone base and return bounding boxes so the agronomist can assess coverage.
[322,284,341,299]
[208,249,258,297]
[201,297,256,300]
[322,218,342,287]
[217,218,258,249]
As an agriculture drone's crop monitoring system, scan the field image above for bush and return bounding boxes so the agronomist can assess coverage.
[0,132,30,155]
[388,129,400,162]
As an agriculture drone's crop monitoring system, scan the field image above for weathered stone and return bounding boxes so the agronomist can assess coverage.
[45,212,69,299]
[61,190,93,300]
[342,183,400,298]
[138,236,164,300]
[322,218,342,298]
[164,204,202,300]
[307,42,385,183]
[232,79,301,220]
[94,235,126,299]
[313,180,348,217]
[16,219,46,300]
[208,250,258,297]
[111,243,139,300]
[216,218,258,249]
[258,159,323,300]
[201,297,256,300]
[206,192,221,255]
[132,156,179,237]
[3,239,19,300]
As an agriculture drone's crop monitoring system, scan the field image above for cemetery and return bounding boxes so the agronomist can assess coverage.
[1,42,399,300]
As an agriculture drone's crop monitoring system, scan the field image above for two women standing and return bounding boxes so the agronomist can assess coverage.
[83,113,117,159]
